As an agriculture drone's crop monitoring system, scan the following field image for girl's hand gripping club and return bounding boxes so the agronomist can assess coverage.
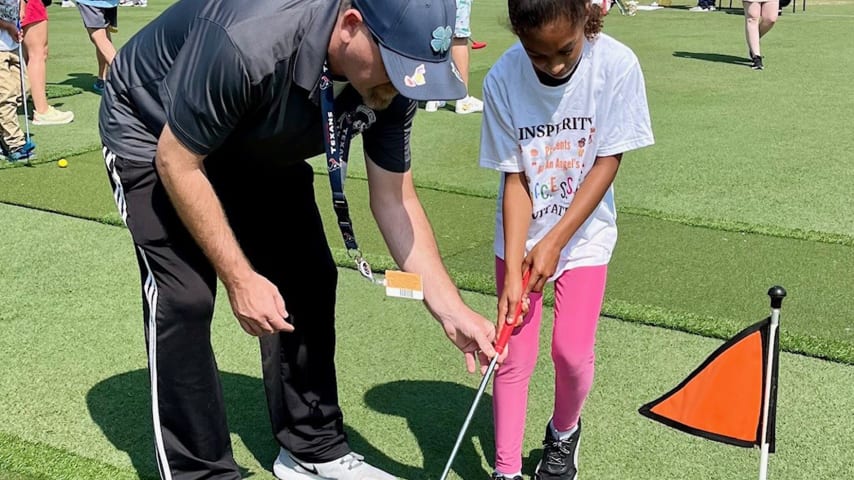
[439,270,531,480]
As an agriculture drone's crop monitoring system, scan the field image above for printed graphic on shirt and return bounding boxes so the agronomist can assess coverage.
[518,115,595,221]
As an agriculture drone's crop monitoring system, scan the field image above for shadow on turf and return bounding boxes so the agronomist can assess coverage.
[88,369,274,478]
[90,372,498,479]
[672,51,753,66]
[362,380,501,480]
[57,72,100,94]
[89,373,532,479]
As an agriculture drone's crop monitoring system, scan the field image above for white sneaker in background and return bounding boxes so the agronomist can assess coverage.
[273,448,396,480]
[455,95,483,114]
[424,100,446,112]
[60,0,75,7]
[32,106,75,126]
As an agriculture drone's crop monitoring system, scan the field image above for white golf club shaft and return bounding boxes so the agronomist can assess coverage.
[16,24,30,141]
[439,354,500,480]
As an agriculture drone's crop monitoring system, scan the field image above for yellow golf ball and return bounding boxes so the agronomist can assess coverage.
[58,159,68,168]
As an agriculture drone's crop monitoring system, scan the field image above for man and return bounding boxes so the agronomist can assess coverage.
[99,0,498,479]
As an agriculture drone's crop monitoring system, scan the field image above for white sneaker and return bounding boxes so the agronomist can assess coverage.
[32,106,74,125]
[424,100,445,112]
[60,0,75,7]
[455,95,483,114]
[273,448,396,480]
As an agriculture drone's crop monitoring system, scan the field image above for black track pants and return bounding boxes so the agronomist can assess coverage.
[104,147,349,479]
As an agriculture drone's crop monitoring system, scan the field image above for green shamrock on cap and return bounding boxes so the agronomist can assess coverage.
[431,26,452,54]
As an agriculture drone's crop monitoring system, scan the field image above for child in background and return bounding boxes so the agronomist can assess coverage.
[20,0,75,125]
[0,0,34,162]
[479,0,654,478]
[425,0,484,114]
[75,0,118,93]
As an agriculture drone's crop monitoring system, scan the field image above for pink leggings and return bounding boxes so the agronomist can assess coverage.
[492,257,607,474]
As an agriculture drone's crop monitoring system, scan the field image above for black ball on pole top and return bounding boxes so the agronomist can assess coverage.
[768,286,787,309]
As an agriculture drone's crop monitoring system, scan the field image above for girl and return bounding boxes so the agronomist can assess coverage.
[743,0,778,70]
[478,0,654,478]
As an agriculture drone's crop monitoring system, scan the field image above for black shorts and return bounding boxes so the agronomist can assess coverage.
[78,3,117,30]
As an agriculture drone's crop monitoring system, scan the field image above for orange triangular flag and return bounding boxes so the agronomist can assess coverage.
[639,317,778,451]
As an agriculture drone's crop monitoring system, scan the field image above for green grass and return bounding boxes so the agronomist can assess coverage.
[2,151,852,364]
[1,204,853,480]
[1,1,854,477]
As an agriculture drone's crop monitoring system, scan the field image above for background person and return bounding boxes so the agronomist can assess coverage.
[75,0,118,93]
[425,0,484,114]
[744,0,778,70]
[20,0,74,125]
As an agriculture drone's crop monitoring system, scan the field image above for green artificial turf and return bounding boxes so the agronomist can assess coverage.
[311,0,854,242]
[1,204,853,480]
[1,151,851,363]
[45,85,83,100]
[2,3,854,475]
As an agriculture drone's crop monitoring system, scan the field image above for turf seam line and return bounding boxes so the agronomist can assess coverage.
[3,201,851,366]
[309,172,854,248]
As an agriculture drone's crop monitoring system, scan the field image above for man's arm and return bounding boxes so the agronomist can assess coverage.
[364,155,496,372]
[156,125,292,336]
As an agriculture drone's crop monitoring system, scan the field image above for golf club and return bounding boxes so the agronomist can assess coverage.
[16,20,34,159]
[439,269,531,480]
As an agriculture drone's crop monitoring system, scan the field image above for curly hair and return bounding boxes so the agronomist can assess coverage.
[509,0,604,40]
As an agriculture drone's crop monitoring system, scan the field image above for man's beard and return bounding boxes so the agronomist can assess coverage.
[363,83,399,110]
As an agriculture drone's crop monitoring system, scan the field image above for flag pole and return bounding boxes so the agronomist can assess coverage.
[759,286,786,480]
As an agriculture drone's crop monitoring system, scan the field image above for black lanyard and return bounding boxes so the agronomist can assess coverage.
[320,63,375,281]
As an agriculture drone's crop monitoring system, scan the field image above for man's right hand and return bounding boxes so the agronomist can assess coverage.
[225,271,294,336]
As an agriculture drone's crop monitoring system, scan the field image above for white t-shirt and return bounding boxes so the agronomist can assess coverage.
[0,1,18,52]
[479,34,654,279]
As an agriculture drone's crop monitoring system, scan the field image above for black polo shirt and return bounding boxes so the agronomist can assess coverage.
[99,0,415,172]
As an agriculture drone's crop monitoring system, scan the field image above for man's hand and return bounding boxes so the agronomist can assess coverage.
[440,307,498,373]
[156,125,293,337]
[225,271,294,336]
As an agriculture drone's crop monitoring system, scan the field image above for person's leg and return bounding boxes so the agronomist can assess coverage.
[549,265,608,432]
[0,52,26,153]
[744,1,762,57]
[88,28,116,74]
[759,1,779,37]
[22,21,49,114]
[452,0,482,114]
[451,38,470,92]
[533,265,606,480]
[208,160,350,463]
[103,149,241,479]
[492,257,545,476]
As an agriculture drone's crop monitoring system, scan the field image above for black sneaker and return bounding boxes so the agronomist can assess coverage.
[492,472,523,480]
[752,55,764,70]
[534,419,581,480]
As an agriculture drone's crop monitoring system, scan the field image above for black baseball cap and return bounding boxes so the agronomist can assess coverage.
[352,0,467,102]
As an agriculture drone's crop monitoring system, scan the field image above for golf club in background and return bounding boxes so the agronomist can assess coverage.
[439,269,531,480]
[16,19,35,160]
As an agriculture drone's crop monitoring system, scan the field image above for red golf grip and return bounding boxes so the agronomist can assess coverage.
[495,269,531,355]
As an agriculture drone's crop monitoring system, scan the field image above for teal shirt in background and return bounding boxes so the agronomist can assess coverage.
[76,0,120,8]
